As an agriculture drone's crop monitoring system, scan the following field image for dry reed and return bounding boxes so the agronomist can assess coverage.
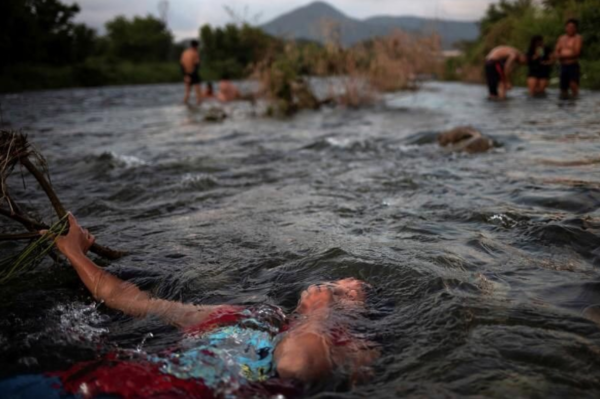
[251,22,443,113]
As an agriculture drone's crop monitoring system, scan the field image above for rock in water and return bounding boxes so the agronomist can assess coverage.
[584,305,600,327]
[204,107,227,122]
[437,126,494,154]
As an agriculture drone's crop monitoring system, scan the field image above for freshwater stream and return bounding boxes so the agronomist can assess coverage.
[1,82,600,397]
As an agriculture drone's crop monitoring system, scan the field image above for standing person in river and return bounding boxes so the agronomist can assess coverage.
[555,19,583,99]
[485,46,527,100]
[527,35,553,97]
[180,40,202,105]
[0,214,379,398]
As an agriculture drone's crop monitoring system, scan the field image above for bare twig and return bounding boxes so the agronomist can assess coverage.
[0,130,126,260]
[21,157,66,218]
[0,232,41,241]
[0,206,47,231]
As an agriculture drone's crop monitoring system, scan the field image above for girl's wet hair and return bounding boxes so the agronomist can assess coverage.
[566,18,579,28]
[528,35,544,58]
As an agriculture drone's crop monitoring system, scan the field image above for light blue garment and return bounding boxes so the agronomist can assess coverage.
[152,326,275,388]
[149,305,286,390]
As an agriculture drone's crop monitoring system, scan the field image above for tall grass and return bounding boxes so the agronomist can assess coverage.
[0,215,69,285]
[252,26,443,114]
[365,31,442,92]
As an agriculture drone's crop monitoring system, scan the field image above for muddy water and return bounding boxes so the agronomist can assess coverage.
[1,82,600,397]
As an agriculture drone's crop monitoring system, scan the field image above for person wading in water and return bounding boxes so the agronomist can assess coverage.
[555,19,583,99]
[180,40,202,105]
[526,35,553,97]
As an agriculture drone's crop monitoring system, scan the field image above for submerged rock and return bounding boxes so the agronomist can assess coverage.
[584,305,600,326]
[438,126,494,154]
[204,107,228,122]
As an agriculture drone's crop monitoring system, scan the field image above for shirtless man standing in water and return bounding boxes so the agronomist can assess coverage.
[555,19,583,99]
[180,40,202,105]
[485,46,527,100]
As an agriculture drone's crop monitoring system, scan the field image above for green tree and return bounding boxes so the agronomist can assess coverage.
[199,23,278,80]
[480,0,534,35]
[105,15,173,63]
[579,0,600,59]
[0,0,97,68]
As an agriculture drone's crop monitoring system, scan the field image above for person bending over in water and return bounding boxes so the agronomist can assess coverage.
[527,36,553,97]
[0,214,378,398]
[485,46,527,100]
[180,40,202,105]
[555,19,583,99]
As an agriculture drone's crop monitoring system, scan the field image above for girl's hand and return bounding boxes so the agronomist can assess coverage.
[41,213,95,258]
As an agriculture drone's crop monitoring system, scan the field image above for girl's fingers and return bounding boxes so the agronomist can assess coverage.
[67,212,78,227]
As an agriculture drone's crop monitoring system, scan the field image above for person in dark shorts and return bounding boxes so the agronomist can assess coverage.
[527,35,553,97]
[180,40,202,105]
[485,46,527,100]
[555,19,583,99]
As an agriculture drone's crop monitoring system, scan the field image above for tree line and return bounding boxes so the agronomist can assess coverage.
[0,0,279,92]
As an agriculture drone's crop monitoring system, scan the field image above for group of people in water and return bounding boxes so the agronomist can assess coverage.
[180,39,242,105]
[182,19,585,107]
[485,19,583,100]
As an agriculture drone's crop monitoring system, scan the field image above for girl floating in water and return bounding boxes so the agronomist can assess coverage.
[1,214,378,398]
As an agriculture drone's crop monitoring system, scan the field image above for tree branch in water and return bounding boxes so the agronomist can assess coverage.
[0,130,126,261]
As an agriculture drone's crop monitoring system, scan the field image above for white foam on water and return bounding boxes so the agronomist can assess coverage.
[102,151,147,168]
[54,302,110,343]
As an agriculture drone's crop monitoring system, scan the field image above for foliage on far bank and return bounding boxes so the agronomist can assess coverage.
[199,24,279,81]
[0,0,443,101]
[445,0,600,89]
[0,0,96,68]
[0,0,183,93]
[0,62,182,93]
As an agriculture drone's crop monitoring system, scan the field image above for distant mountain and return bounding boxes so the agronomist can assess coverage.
[261,1,479,49]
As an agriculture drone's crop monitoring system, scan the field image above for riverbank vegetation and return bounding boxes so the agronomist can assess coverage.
[0,0,442,98]
[0,0,445,112]
[446,0,600,89]
[253,30,442,115]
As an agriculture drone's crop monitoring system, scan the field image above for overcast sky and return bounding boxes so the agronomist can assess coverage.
[74,0,497,40]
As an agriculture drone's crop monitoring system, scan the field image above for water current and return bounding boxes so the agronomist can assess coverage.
[1,82,600,397]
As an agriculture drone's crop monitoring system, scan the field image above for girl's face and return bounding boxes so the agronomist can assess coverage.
[296,278,369,314]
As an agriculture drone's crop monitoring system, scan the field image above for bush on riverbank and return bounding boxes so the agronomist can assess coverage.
[0,61,181,93]
[254,29,442,115]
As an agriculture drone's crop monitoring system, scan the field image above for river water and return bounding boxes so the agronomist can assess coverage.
[1,82,600,397]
